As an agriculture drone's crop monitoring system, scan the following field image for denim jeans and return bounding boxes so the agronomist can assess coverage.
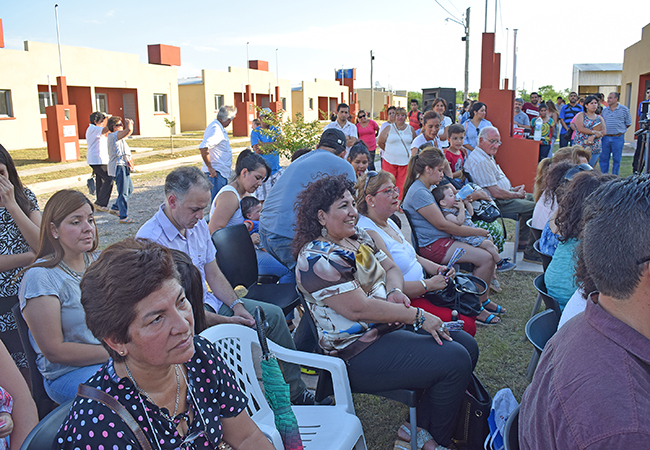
[113,165,133,219]
[206,171,228,205]
[259,227,296,273]
[44,364,104,404]
[589,151,601,168]
[600,134,625,175]
[256,249,294,284]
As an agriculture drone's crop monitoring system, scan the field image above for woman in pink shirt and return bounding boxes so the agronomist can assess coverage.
[356,110,379,170]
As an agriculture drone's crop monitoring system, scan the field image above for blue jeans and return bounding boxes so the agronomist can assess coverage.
[44,364,103,404]
[600,134,625,175]
[206,171,228,204]
[259,227,296,273]
[589,151,601,168]
[113,165,133,219]
[256,249,294,284]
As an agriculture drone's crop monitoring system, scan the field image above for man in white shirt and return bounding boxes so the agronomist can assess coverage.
[136,166,322,405]
[324,103,358,155]
[199,105,237,203]
[464,126,538,263]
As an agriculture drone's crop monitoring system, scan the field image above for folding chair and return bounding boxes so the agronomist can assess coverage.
[503,405,520,450]
[20,399,73,449]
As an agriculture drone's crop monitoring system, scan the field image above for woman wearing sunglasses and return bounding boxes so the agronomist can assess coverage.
[56,238,273,450]
[355,110,379,170]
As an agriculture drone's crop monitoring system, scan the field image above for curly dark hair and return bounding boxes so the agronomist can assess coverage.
[555,171,616,241]
[541,161,573,205]
[292,174,355,259]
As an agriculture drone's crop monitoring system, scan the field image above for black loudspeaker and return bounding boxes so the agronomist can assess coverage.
[422,87,457,123]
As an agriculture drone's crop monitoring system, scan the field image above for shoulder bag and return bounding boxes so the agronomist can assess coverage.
[452,373,492,450]
[424,273,486,317]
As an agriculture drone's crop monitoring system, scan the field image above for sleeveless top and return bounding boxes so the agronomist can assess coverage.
[383,123,415,166]
[210,185,243,227]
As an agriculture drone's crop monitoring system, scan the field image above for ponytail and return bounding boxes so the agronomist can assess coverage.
[402,147,446,197]
[234,148,271,181]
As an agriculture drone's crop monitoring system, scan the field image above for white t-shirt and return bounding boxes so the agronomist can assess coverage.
[200,119,232,178]
[324,120,358,154]
[85,124,108,165]
[437,116,453,149]
[209,185,243,227]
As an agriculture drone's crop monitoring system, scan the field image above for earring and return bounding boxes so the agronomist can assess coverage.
[371,203,375,208]
[119,350,125,356]
[321,227,328,238]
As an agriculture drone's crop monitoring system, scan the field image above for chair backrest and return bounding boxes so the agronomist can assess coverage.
[532,239,553,271]
[20,399,73,450]
[533,274,561,318]
[503,405,520,450]
[401,209,421,254]
[526,218,542,242]
[211,224,258,289]
[199,325,272,420]
[11,304,57,419]
[525,309,559,353]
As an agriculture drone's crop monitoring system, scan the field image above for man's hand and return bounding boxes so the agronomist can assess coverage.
[253,143,263,154]
[232,303,255,327]
[346,136,357,147]
[208,167,218,178]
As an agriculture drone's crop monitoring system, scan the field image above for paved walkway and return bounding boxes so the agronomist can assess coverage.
[23,137,250,196]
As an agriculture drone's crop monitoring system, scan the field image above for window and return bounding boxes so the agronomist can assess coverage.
[214,94,224,111]
[625,83,632,108]
[281,97,286,110]
[95,94,108,113]
[308,98,314,110]
[154,93,168,113]
[0,90,13,117]
[38,92,58,114]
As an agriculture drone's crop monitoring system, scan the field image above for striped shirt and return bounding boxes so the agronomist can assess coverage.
[464,146,511,198]
[559,104,583,131]
[601,104,632,135]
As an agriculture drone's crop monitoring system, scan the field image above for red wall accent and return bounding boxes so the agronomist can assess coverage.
[248,60,269,71]
[479,33,538,191]
[0,19,4,48]
[147,44,181,66]
[318,97,329,120]
[68,86,92,139]
[636,74,650,130]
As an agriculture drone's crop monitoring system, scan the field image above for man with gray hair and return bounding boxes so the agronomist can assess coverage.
[514,98,531,130]
[136,166,321,405]
[464,126,538,263]
[200,105,237,202]
[520,175,650,448]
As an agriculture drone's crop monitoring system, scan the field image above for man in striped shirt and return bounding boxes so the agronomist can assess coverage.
[600,92,632,175]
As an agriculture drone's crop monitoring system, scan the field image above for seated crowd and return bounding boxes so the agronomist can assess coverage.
[0,94,646,449]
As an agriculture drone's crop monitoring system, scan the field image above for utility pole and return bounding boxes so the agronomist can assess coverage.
[275,48,279,85]
[370,50,374,119]
[246,42,250,85]
[484,0,487,33]
[55,4,63,76]
[464,8,470,101]
[512,29,518,93]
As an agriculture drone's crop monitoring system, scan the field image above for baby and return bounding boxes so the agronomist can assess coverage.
[241,195,261,238]
[433,184,515,272]
[0,386,13,450]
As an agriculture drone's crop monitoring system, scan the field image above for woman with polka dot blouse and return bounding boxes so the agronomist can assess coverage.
[55,238,273,450]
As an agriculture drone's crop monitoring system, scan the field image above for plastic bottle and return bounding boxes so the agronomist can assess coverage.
[455,184,474,201]
[533,118,543,141]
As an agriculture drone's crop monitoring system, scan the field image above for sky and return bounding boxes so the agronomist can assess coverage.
[2,0,649,97]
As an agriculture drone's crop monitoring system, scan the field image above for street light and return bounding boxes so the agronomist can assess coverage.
[446,7,471,101]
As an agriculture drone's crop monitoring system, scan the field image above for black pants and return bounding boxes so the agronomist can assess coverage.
[368,150,377,171]
[347,329,478,447]
[91,164,114,207]
[633,134,647,173]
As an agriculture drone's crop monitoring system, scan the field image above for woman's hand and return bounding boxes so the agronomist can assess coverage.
[426,274,449,291]
[421,311,452,345]
[250,232,261,246]
[0,412,13,439]
[0,175,17,209]
[476,227,489,237]
[387,289,411,307]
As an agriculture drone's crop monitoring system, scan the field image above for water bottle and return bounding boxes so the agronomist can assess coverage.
[533,118,543,141]
[455,184,474,201]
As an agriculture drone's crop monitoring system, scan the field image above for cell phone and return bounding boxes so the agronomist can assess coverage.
[443,320,464,332]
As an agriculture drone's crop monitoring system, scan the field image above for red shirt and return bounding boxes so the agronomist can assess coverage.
[408,110,421,130]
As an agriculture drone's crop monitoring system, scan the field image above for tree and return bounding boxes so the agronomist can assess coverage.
[163,118,176,155]
[408,91,422,107]
[518,85,570,102]
[255,107,321,160]
[456,91,479,104]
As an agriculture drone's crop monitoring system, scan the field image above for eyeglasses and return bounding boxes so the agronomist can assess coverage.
[358,115,366,119]
[363,171,378,194]
[487,139,502,146]
[563,163,592,181]
[375,186,399,196]
[116,123,123,127]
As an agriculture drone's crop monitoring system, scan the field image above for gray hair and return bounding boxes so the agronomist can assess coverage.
[478,126,499,140]
[217,105,237,123]
[515,97,524,103]
[164,166,211,200]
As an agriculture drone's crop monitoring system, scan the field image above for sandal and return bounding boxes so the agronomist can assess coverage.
[108,208,119,216]
[490,278,502,293]
[482,299,506,315]
[398,424,433,449]
[476,306,501,325]
[119,217,135,224]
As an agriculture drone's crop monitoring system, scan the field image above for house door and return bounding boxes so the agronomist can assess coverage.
[122,93,138,135]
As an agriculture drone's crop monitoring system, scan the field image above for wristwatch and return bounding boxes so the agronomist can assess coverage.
[229,298,245,310]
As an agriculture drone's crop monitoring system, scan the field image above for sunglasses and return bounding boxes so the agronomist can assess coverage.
[563,163,592,181]
[358,115,366,119]
[363,171,378,194]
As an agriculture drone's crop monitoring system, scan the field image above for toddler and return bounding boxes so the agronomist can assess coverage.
[0,386,13,450]
[433,185,515,272]
[241,195,261,237]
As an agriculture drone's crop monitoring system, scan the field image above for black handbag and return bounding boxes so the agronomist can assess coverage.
[471,200,500,223]
[424,274,487,317]
[452,374,492,450]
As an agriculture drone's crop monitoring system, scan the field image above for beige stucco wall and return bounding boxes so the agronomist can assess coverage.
[291,79,348,122]
[178,67,292,133]
[622,23,650,142]
[354,89,409,119]
[571,66,621,95]
[0,41,180,150]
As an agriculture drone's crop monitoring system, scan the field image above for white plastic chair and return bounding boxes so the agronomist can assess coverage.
[200,324,367,450]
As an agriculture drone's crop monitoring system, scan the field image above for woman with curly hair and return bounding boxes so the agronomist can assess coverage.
[293,174,478,450]
[544,171,616,311]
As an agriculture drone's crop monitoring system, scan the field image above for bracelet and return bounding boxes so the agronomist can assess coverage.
[229,298,245,310]
[420,279,427,293]
[387,287,403,297]
[413,308,426,331]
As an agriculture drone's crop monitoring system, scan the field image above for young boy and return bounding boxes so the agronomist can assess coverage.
[445,124,466,180]
[433,184,515,272]
[531,104,554,161]
[240,196,261,235]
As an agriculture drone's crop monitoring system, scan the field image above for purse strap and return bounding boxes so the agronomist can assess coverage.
[392,123,412,158]
[77,384,154,450]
